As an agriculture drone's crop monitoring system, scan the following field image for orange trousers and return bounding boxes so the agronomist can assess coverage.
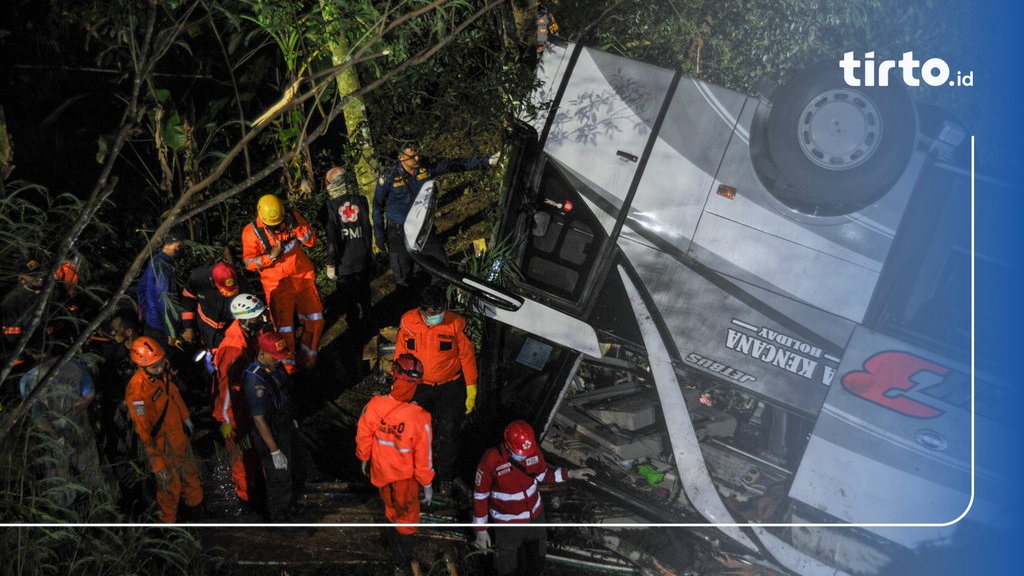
[155,448,203,523]
[263,275,324,371]
[379,477,421,535]
[225,432,261,502]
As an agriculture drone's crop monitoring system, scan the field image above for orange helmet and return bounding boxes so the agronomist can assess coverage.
[129,336,166,367]
[504,420,539,458]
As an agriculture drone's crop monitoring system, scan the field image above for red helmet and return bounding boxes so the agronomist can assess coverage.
[504,420,538,458]
[211,262,239,296]
[392,353,424,383]
[129,336,166,368]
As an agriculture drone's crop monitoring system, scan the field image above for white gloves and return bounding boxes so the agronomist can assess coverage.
[488,151,501,167]
[568,467,595,481]
[325,265,337,280]
[361,460,369,477]
[271,450,289,470]
[421,484,433,504]
[473,530,492,549]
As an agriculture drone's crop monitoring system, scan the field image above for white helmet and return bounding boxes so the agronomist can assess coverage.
[231,293,266,319]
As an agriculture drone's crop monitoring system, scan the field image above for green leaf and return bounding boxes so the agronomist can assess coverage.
[162,111,187,151]
[152,88,171,105]
[96,136,109,164]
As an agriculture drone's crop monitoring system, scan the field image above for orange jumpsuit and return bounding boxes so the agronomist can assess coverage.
[241,211,323,371]
[394,309,477,483]
[125,368,203,523]
[355,394,434,534]
[394,309,477,387]
[211,320,259,502]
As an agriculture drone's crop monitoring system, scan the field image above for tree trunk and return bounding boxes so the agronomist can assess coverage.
[510,0,538,55]
[331,44,379,198]
[320,1,379,200]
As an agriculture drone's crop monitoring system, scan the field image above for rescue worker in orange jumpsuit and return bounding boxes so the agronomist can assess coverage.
[241,194,324,371]
[394,286,476,499]
[472,420,594,575]
[356,353,434,570]
[211,293,271,504]
[125,336,204,523]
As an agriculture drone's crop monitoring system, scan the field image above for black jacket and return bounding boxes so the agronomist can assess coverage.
[181,264,248,349]
[325,193,373,277]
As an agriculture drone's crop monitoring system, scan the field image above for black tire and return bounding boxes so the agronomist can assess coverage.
[760,61,917,216]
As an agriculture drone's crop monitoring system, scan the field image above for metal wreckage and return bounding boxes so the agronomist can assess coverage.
[404,39,1009,575]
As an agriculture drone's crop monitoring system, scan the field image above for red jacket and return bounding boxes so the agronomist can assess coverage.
[241,211,316,287]
[125,369,192,474]
[395,309,477,386]
[472,444,568,529]
[355,394,434,488]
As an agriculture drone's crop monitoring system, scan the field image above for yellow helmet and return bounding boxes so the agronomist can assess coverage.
[257,194,285,226]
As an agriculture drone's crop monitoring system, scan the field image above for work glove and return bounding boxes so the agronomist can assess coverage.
[568,467,595,481]
[271,450,289,470]
[465,384,477,415]
[473,530,492,549]
[361,460,370,477]
[488,151,502,167]
[421,484,433,505]
[325,265,337,280]
[199,349,216,374]
[220,421,233,439]
[183,418,195,436]
[181,328,195,343]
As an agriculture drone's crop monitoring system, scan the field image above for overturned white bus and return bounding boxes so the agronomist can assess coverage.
[406,40,1010,575]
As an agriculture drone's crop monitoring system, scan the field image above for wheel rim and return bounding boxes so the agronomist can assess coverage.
[797,89,882,171]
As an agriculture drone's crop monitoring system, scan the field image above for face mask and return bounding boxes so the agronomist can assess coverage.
[510,451,527,462]
[424,312,444,326]
[242,315,269,334]
[327,180,349,199]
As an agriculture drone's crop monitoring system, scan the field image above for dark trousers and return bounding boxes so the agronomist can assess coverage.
[255,420,306,520]
[384,528,417,568]
[495,509,548,576]
[411,377,466,484]
[334,271,372,326]
[385,225,449,288]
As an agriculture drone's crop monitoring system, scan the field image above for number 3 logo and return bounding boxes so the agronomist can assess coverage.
[842,351,947,418]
